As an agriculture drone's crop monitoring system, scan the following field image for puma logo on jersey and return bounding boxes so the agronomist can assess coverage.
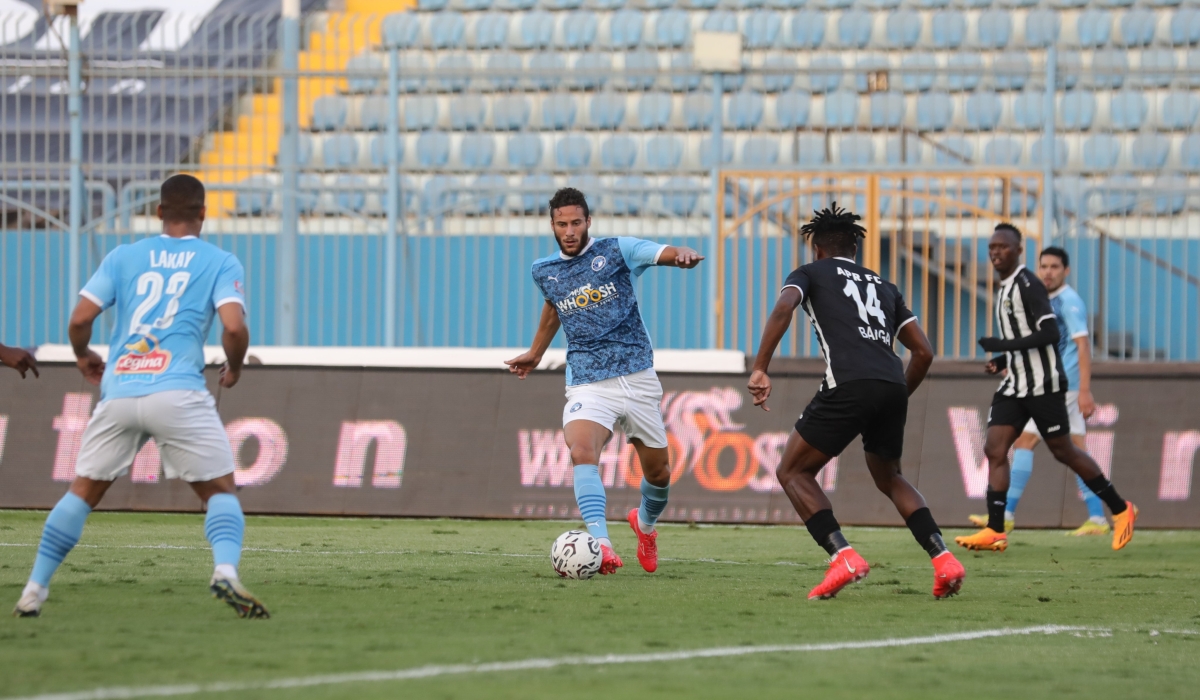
[149,251,196,269]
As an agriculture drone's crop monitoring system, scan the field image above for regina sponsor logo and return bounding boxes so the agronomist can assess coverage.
[114,335,172,375]
[554,283,618,315]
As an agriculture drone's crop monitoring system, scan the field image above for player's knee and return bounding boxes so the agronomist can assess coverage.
[1046,439,1076,462]
[569,444,601,466]
[984,442,1010,465]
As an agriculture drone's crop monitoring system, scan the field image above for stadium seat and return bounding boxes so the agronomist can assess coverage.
[1099,176,1138,216]
[574,54,611,90]
[1023,9,1060,48]
[1077,10,1113,48]
[472,174,509,215]
[1169,9,1200,46]
[556,135,592,169]
[685,0,721,8]
[461,134,497,169]
[916,92,953,131]
[295,134,314,167]
[1116,9,1157,47]
[647,135,686,169]
[1057,51,1082,91]
[296,174,322,215]
[700,135,734,168]
[946,53,983,91]
[728,91,765,129]
[542,94,579,130]
[508,133,544,169]
[1054,175,1087,216]
[837,11,873,49]
[776,91,812,129]
[546,0,584,8]
[419,0,449,9]
[561,11,599,49]
[492,96,530,131]
[437,55,472,92]
[369,134,405,168]
[623,52,659,90]
[528,53,565,90]
[983,137,1022,166]
[661,177,700,217]
[235,176,273,215]
[361,97,389,132]
[601,135,639,169]
[1013,91,1045,130]
[519,174,554,213]
[960,0,994,8]
[789,10,827,49]
[404,95,440,131]
[766,0,805,8]
[422,176,459,218]
[966,90,1002,131]
[1110,90,1148,130]
[589,93,626,129]
[430,12,466,49]
[683,93,714,129]
[488,52,523,90]
[915,0,950,6]
[978,10,1012,49]
[837,135,874,165]
[824,90,859,128]
[640,0,673,9]
[322,134,360,169]
[1089,51,1127,89]
[518,12,555,48]
[450,95,488,131]
[809,55,844,93]
[472,12,509,49]
[1137,50,1176,89]
[1048,0,1088,8]
[497,0,536,8]
[345,54,382,93]
[886,11,921,49]
[703,11,739,33]
[1059,91,1096,131]
[609,9,645,48]
[396,54,430,93]
[1131,133,1171,169]
[886,134,924,165]
[670,53,702,91]
[762,54,796,92]
[1030,135,1068,170]
[796,134,828,165]
[382,13,421,49]
[311,96,347,131]
[636,92,672,129]
[1082,134,1121,170]
[934,136,973,165]
[417,131,451,168]
[454,0,492,11]
[993,53,1030,91]
[901,53,937,93]
[654,9,691,48]
[820,0,855,8]
[743,138,780,166]
[1150,175,1186,216]
[612,176,650,215]
[870,91,906,128]
[745,10,783,49]
[1160,91,1200,130]
[931,11,966,49]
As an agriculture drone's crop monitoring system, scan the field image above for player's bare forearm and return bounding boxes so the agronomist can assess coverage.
[898,321,934,395]
[751,290,802,375]
[0,343,39,378]
[506,301,561,379]
[657,246,705,269]
[1074,335,1095,417]
[218,303,250,375]
[68,298,102,358]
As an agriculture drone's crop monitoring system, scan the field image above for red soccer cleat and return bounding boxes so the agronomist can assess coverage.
[807,548,870,600]
[599,543,623,575]
[931,551,965,599]
[627,509,658,573]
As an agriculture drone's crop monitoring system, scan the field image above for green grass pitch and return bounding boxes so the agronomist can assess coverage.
[1,511,1198,699]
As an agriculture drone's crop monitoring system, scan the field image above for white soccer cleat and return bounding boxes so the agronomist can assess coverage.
[12,582,48,618]
[210,573,270,619]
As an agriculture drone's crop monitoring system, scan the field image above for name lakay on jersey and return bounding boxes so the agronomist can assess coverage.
[554,282,619,315]
[149,250,196,269]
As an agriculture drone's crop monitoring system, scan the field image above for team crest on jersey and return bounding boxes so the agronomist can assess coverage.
[1003,298,1013,313]
[114,335,172,375]
[591,256,606,272]
[570,402,583,413]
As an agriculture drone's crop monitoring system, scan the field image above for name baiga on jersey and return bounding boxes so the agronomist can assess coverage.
[1050,284,1089,390]
[532,236,666,386]
[80,235,246,401]
[782,256,915,390]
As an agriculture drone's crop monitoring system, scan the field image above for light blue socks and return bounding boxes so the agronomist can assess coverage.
[29,492,92,587]
[1076,474,1107,521]
[573,464,609,544]
[204,493,245,570]
[1006,448,1035,515]
[637,478,669,533]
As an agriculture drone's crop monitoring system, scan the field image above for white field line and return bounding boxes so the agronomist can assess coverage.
[5,625,1100,700]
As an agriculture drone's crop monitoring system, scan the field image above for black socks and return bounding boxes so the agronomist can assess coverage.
[986,489,1008,533]
[1083,476,1128,515]
[805,509,850,557]
[905,507,948,559]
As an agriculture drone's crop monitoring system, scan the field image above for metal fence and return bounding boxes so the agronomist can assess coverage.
[3,4,1200,361]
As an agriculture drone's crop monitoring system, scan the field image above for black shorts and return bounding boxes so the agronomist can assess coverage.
[988,392,1071,440]
[795,379,908,460]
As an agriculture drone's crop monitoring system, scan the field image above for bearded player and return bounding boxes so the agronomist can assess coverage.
[506,188,703,575]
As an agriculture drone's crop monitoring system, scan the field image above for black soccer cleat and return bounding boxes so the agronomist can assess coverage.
[210,575,270,619]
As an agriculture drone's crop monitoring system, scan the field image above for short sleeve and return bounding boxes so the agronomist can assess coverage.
[212,254,246,311]
[532,267,552,302]
[1019,274,1055,328]
[780,266,811,301]
[80,247,120,310]
[1062,295,1089,340]
[893,286,916,332]
[617,237,666,277]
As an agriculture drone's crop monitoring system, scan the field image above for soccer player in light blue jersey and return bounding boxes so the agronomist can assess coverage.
[506,188,703,575]
[13,175,267,619]
[970,246,1109,536]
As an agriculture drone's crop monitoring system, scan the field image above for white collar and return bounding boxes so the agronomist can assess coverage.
[832,256,855,263]
[160,234,198,240]
[559,237,596,260]
[1000,267,1022,285]
[1048,283,1070,299]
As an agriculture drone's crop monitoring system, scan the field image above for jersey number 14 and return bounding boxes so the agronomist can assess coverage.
[843,279,886,327]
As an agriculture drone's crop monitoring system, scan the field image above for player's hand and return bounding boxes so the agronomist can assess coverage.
[504,351,542,379]
[977,337,1003,353]
[670,247,705,269]
[219,362,241,389]
[747,370,772,411]
[76,349,105,386]
[0,345,39,378]
[984,360,999,375]
[1078,389,1096,419]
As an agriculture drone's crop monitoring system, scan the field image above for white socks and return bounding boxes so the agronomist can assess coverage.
[22,581,48,603]
[598,537,613,549]
[213,563,238,581]
[637,517,656,535]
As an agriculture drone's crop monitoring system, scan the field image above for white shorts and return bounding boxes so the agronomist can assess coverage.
[563,368,669,449]
[1023,390,1086,437]
[75,390,236,483]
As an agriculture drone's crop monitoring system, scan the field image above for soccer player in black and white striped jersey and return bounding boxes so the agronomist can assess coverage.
[955,224,1139,553]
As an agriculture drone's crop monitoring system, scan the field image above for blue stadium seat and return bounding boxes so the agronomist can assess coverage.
[1059,91,1096,130]
[450,95,487,131]
[1057,51,1082,90]
[519,174,554,213]
[601,135,638,169]
[562,11,598,48]
[473,13,509,49]
[1054,175,1087,216]
[670,53,702,91]
[419,0,449,9]
[886,134,924,165]
[488,52,523,90]
[1117,9,1157,47]
[1161,91,1200,130]
[624,52,659,90]
[1013,91,1045,130]
[683,93,714,129]
[422,176,459,218]
[837,11,873,49]
[1082,134,1121,170]
[296,134,314,167]
[1077,10,1113,48]
[610,9,644,49]
[700,136,734,168]
[573,54,611,90]
[743,138,780,166]
[587,0,627,9]
[703,11,738,33]
[497,0,536,8]
[762,54,796,92]
[1169,9,1200,46]
[382,13,421,49]
[1138,50,1176,89]
[235,176,273,215]
[322,134,360,169]
[369,134,405,168]
[518,11,555,48]
[870,91,906,128]
[556,135,592,169]
[640,0,673,9]
[528,53,565,90]
[685,0,721,8]
[437,54,472,92]
[461,134,496,169]
[960,0,993,8]
[796,135,827,166]
[636,92,672,129]
[404,96,439,132]
[945,53,983,92]
[361,97,389,131]
[966,90,1002,130]
[983,137,1022,166]
[430,12,466,49]
[296,174,322,215]
[838,135,874,165]
[978,10,1012,49]
[789,11,827,49]
[493,95,531,131]
[824,90,859,128]
[542,94,578,130]
[416,132,451,168]
[776,91,812,129]
[1000,0,1038,8]
[915,0,950,6]
[471,174,509,215]
[810,55,843,93]
[766,0,805,8]
[546,0,584,10]
[1030,135,1068,170]
[745,10,783,49]
[901,53,937,93]
[654,9,691,48]
[396,54,430,93]
[508,133,544,169]
[1131,133,1171,169]
[1048,0,1088,8]
[1023,9,1060,48]
[734,0,767,8]
[1110,90,1148,130]
[345,54,382,93]
[931,11,966,49]
[934,136,973,165]
[662,177,700,217]
[589,93,626,129]
[820,0,855,8]
[993,53,1030,92]
[728,91,765,129]
[917,92,953,131]
[886,11,921,49]
[1150,176,1186,216]
[1090,50,1127,89]
[612,176,650,215]
[647,135,685,169]
[1099,176,1138,216]
[311,96,347,131]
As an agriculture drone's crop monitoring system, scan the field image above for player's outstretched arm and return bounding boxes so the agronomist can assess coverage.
[897,320,934,396]
[747,288,802,411]
[977,318,1060,353]
[505,300,561,380]
[218,303,249,389]
[656,246,705,269]
[68,298,105,386]
[0,344,38,379]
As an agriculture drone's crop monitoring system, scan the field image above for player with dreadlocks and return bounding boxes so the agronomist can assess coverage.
[748,203,966,600]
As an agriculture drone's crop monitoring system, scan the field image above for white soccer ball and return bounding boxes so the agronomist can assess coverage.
[550,530,602,580]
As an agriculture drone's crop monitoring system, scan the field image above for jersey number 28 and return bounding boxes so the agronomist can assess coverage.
[843,279,886,327]
[130,271,192,336]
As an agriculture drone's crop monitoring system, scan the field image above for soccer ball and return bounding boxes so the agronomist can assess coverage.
[550,530,602,580]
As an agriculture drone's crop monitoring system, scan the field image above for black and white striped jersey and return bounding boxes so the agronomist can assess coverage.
[782,256,915,391]
[994,268,1065,397]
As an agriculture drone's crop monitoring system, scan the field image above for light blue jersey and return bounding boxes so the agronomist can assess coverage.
[81,235,246,401]
[1050,284,1089,390]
